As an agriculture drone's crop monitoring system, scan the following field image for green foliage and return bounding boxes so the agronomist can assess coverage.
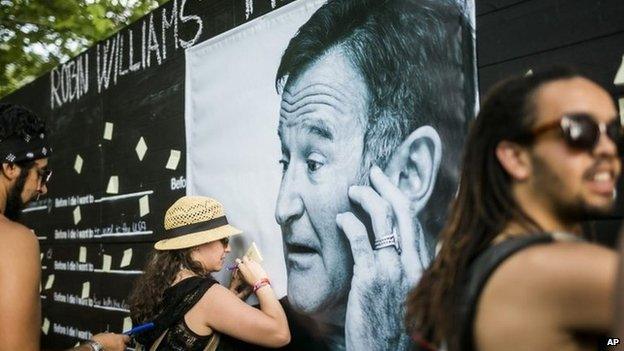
[0,0,169,98]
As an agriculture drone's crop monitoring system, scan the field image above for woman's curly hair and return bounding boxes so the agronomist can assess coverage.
[128,248,209,324]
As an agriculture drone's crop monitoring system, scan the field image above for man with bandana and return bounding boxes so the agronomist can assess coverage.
[0,104,128,351]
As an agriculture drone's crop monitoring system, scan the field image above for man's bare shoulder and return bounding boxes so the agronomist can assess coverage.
[494,241,616,289]
[476,242,617,349]
[483,240,616,316]
[476,240,617,350]
[0,217,39,255]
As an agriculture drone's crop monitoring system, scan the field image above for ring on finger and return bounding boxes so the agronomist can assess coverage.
[373,227,401,254]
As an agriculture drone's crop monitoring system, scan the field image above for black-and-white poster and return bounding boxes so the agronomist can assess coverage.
[186,0,477,348]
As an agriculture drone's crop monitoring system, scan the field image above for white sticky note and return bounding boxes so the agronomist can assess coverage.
[102,254,112,272]
[615,55,624,86]
[44,274,55,290]
[73,206,81,225]
[139,195,150,217]
[135,137,148,161]
[103,122,114,140]
[81,281,90,299]
[123,316,133,333]
[245,242,264,263]
[120,248,133,268]
[525,69,533,76]
[165,150,181,170]
[106,175,119,194]
[79,246,87,263]
[619,98,624,125]
[74,154,83,174]
[42,318,50,335]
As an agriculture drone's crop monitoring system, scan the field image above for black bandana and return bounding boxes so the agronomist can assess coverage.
[0,132,52,163]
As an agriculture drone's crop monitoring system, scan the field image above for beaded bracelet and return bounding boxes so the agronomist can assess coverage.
[253,277,271,293]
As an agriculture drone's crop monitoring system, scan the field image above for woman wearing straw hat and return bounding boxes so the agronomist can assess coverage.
[128,196,291,350]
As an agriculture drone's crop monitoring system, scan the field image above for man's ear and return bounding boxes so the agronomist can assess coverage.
[1,163,20,181]
[384,125,441,214]
[495,141,531,181]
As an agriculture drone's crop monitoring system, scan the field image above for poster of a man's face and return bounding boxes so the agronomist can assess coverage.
[276,48,368,316]
[186,0,475,349]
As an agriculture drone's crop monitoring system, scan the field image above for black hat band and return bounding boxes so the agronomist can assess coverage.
[165,216,229,238]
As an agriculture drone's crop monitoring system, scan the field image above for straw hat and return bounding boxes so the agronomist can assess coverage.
[154,196,242,250]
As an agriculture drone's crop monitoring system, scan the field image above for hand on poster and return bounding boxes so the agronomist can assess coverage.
[336,165,422,350]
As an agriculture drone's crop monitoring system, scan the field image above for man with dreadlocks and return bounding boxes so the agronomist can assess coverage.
[0,103,128,351]
[406,67,621,351]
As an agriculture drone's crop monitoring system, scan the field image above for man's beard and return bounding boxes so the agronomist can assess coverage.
[532,154,615,225]
[550,192,614,225]
[5,171,29,221]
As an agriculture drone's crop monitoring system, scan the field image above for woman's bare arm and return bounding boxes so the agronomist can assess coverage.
[195,256,290,348]
[199,284,290,347]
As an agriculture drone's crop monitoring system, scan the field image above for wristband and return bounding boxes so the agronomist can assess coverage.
[252,278,271,293]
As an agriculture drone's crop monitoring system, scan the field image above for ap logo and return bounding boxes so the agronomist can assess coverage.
[607,338,620,346]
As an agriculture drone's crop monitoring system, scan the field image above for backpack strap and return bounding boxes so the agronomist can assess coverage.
[148,330,168,351]
[457,234,556,351]
[204,333,220,351]
[144,328,219,351]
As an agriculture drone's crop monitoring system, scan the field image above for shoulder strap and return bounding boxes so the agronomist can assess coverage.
[148,330,168,351]
[204,333,220,351]
[146,328,220,351]
[457,234,555,351]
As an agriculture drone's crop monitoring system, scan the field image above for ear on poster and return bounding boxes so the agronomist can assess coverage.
[384,125,442,214]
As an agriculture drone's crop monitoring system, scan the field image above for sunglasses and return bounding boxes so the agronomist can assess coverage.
[37,168,52,187]
[531,113,624,153]
[220,237,230,246]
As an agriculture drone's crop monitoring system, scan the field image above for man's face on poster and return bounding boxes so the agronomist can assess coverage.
[276,48,369,317]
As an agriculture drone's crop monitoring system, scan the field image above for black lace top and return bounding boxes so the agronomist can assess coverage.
[135,276,218,350]
[156,317,214,351]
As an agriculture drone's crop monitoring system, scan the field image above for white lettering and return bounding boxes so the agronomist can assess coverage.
[49,1,201,101]
[162,0,179,59]
[179,0,203,49]
[96,40,115,93]
[170,176,186,190]
[147,13,162,67]
[50,68,62,109]
[128,28,141,72]
[50,55,89,109]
